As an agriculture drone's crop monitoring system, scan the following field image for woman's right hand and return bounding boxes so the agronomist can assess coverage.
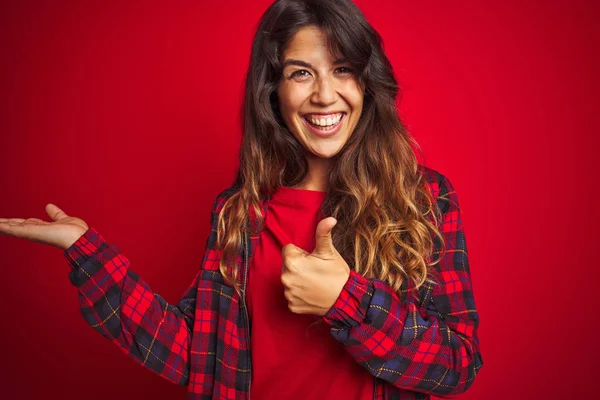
[0,204,89,251]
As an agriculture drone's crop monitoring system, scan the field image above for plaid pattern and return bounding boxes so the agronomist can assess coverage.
[324,166,483,399]
[64,165,482,399]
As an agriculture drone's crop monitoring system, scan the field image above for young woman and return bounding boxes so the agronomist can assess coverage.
[0,0,483,399]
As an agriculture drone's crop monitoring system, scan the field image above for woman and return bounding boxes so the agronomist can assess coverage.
[0,0,483,399]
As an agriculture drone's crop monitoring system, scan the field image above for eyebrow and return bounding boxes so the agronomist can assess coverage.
[282,58,348,69]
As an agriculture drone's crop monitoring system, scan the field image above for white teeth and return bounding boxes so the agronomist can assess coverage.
[308,113,343,127]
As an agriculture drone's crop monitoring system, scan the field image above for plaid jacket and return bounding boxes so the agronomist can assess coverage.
[64,165,483,399]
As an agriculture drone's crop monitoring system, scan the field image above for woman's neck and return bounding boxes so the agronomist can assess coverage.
[291,155,331,192]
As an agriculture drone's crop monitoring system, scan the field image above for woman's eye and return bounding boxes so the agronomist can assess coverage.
[290,70,311,79]
[336,67,354,75]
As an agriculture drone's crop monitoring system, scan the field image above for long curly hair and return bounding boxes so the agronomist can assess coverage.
[216,0,445,298]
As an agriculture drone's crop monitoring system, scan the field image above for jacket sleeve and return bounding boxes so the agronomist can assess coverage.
[323,174,483,397]
[63,197,220,386]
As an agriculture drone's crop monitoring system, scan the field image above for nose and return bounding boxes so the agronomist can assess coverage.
[310,75,338,106]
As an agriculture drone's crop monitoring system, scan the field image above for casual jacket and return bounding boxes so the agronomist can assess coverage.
[63,165,483,399]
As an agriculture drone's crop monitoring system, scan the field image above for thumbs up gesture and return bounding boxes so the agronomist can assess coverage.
[281,217,351,316]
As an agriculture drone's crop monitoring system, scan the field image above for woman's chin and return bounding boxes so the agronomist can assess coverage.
[305,146,344,160]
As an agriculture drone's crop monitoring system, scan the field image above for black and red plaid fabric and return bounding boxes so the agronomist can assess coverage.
[64,165,483,399]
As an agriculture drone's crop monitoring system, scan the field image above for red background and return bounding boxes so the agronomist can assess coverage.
[1,0,598,399]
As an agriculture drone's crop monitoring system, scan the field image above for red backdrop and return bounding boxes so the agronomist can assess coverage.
[1,0,598,399]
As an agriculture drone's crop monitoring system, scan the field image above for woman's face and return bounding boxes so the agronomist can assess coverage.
[277,25,364,159]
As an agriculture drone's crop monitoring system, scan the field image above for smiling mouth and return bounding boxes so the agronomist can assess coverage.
[301,113,346,137]
[302,113,345,131]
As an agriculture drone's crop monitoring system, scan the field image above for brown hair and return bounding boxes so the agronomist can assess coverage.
[216,0,445,298]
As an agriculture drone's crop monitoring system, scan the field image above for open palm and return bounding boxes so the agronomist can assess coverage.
[0,204,89,250]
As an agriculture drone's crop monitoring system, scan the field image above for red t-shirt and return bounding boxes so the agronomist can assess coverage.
[247,186,374,399]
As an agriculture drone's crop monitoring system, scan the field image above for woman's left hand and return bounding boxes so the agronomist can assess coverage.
[281,217,351,316]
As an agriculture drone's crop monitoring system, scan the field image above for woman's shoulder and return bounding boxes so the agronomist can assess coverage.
[210,166,458,213]
[417,164,458,214]
[210,184,240,214]
[418,164,451,191]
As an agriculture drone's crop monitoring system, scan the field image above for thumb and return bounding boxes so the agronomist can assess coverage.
[46,203,69,222]
[312,217,338,257]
